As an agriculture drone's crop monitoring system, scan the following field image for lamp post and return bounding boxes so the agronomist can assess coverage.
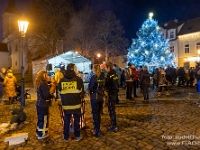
[97,53,101,64]
[198,49,200,62]
[18,20,29,108]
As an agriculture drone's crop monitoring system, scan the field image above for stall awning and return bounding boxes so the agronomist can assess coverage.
[58,50,90,63]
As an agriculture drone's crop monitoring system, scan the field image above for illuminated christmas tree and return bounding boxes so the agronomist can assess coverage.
[127,13,175,72]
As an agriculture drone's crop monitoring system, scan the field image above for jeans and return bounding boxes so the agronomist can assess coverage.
[63,112,80,140]
[126,82,133,99]
[133,80,137,96]
[142,85,149,100]
[36,106,49,137]
[107,94,117,128]
[91,93,103,134]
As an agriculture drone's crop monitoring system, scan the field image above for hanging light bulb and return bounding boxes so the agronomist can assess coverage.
[141,41,145,45]
[165,50,170,54]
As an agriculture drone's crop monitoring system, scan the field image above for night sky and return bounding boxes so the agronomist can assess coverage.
[1,0,200,42]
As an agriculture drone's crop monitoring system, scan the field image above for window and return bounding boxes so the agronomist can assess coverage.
[170,31,174,39]
[168,29,176,39]
[185,44,189,53]
[196,42,200,50]
[170,46,174,53]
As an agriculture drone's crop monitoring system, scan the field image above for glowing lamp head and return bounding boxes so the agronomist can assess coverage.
[97,53,101,58]
[18,20,29,37]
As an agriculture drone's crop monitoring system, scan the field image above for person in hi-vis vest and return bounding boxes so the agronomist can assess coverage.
[35,70,52,140]
[58,63,85,142]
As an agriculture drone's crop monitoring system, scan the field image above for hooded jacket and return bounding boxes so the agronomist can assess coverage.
[141,70,150,85]
[58,70,84,114]
[105,69,119,95]
[3,73,17,97]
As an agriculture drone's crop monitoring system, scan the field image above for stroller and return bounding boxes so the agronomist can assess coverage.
[15,84,31,101]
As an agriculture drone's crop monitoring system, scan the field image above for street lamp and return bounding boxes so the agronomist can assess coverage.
[97,53,101,64]
[18,19,29,108]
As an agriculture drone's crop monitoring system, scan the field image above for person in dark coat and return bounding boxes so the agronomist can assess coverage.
[177,67,185,86]
[140,66,150,101]
[125,63,134,100]
[188,67,195,87]
[35,70,52,140]
[10,107,26,125]
[88,65,104,137]
[58,63,85,142]
[165,65,172,83]
[0,68,6,103]
[104,62,119,132]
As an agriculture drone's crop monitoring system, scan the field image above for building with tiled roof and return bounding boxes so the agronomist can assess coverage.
[178,17,200,68]
[0,42,10,69]
[159,19,184,66]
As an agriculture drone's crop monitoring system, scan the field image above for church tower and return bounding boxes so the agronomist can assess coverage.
[2,0,20,38]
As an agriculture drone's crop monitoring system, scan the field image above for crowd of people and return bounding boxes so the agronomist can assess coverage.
[1,61,200,143]
[34,62,200,142]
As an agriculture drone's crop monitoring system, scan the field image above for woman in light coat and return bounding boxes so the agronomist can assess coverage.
[3,71,17,104]
[157,70,170,96]
[54,68,64,99]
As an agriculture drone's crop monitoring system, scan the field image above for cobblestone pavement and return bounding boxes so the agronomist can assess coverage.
[1,85,200,150]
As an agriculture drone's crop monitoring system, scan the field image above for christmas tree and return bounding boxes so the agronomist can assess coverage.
[127,13,175,72]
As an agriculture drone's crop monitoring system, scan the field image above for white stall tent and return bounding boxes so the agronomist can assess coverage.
[48,51,91,73]
[32,50,91,83]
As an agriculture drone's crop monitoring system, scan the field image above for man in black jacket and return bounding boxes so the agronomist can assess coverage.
[104,62,119,132]
[58,63,84,142]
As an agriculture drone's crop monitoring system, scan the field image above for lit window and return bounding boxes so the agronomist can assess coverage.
[196,42,200,50]
[170,46,174,53]
[185,44,189,53]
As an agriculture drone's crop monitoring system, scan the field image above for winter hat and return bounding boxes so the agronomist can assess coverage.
[128,62,132,66]
[100,64,105,69]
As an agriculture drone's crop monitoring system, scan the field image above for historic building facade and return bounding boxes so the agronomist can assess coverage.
[178,17,200,68]
[160,18,200,68]
[1,0,25,73]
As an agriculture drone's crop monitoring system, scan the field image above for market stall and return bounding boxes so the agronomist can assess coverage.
[32,50,91,83]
